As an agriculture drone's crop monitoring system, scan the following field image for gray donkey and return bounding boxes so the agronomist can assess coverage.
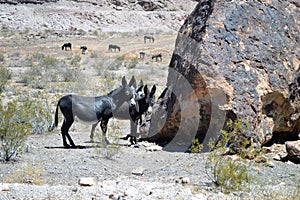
[52,76,136,148]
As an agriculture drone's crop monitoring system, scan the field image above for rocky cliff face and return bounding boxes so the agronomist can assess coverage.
[0,0,58,4]
[0,0,196,32]
[140,0,300,152]
[0,0,186,11]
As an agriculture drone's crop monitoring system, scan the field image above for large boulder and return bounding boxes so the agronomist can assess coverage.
[140,0,300,152]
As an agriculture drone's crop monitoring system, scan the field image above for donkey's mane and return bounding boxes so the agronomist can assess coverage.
[107,86,122,96]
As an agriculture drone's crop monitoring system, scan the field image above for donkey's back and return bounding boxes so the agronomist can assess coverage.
[55,94,113,126]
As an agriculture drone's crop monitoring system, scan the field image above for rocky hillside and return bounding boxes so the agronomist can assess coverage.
[141,0,300,153]
[0,0,197,32]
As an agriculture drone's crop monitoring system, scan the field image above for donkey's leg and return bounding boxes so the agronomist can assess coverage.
[129,120,138,145]
[90,123,98,141]
[61,118,75,148]
[100,119,110,145]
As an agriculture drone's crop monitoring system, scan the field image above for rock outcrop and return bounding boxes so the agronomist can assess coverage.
[0,0,196,32]
[140,0,300,152]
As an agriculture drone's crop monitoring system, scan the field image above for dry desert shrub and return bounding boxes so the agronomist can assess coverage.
[0,64,11,92]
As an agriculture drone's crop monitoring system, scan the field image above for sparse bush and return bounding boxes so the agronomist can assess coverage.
[0,54,4,62]
[215,119,251,155]
[0,100,31,161]
[95,120,122,160]
[20,54,81,87]
[70,55,81,67]
[61,67,81,82]
[126,58,139,69]
[77,29,86,36]
[204,118,253,194]
[0,94,53,161]
[205,152,251,193]
[90,52,98,58]
[22,92,54,134]
[0,64,11,92]
[92,30,98,36]
[190,138,203,153]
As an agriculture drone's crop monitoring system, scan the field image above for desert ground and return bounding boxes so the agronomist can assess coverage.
[0,0,299,198]
[0,29,299,200]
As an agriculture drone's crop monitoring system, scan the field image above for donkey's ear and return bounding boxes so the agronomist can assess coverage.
[137,85,143,92]
[138,80,144,88]
[121,76,127,86]
[129,76,136,87]
[150,85,156,97]
[143,85,149,95]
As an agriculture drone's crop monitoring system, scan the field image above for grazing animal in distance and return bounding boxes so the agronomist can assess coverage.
[108,44,121,52]
[51,76,136,148]
[152,53,162,62]
[139,51,146,59]
[62,43,72,51]
[144,35,155,43]
[80,46,87,54]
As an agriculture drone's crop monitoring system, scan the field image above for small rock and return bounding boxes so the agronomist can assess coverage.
[267,161,275,168]
[1,184,9,191]
[273,154,281,161]
[78,177,96,186]
[181,177,190,185]
[132,167,145,176]
[71,187,78,192]
[254,156,267,163]
[146,145,163,151]
[124,187,138,197]
[285,140,300,163]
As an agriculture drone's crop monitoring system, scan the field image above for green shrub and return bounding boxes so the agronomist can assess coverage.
[0,94,53,161]
[216,118,251,155]
[204,118,253,194]
[0,54,4,62]
[70,55,81,67]
[0,64,11,92]
[205,152,251,193]
[20,54,81,87]
[190,138,203,153]
[22,92,54,134]
[126,58,138,69]
[61,67,81,82]
[90,52,98,58]
[0,100,30,161]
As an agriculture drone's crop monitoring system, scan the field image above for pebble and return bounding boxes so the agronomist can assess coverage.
[124,187,138,197]
[78,177,96,186]
[273,154,281,161]
[1,184,9,191]
[146,145,163,152]
[132,167,145,176]
[181,177,190,185]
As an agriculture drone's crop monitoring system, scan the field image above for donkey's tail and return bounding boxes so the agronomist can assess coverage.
[48,102,59,131]
[54,102,59,127]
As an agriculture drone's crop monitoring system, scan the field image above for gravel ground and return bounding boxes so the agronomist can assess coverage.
[0,128,299,199]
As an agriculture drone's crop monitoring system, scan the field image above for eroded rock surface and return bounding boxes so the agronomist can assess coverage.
[141,0,300,151]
